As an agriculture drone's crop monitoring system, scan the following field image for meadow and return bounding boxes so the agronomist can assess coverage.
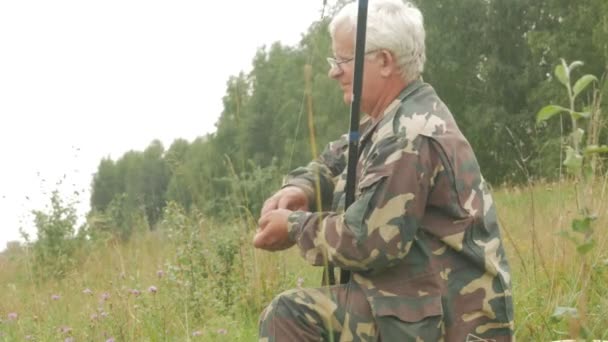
[1,179,607,341]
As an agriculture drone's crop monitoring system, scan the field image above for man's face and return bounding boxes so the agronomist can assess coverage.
[328,25,383,114]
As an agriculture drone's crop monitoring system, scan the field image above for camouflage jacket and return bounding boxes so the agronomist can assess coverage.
[284,80,514,340]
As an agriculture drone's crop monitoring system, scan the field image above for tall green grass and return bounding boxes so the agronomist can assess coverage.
[1,180,606,341]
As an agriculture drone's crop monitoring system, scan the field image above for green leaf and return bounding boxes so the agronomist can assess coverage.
[571,111,591,120]
[577,240,595,255]
[555,63,569,87]
[569,60,584,71]
[584,145,608,155]
[536,105,568,123]
[573,75,598,98]
[563,146,583,173]
[572,217,592,233]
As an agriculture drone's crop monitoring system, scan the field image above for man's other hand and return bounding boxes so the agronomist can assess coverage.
[260,186,309,217]
[253,209,295,251]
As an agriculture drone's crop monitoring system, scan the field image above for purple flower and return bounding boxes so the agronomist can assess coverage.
[83,288,93,295]
[130,289,141,296]
[90,313,99,321]
[148,285,157,294]
[106,338,115,342]
[217,328,227,335]
[156,270,165,278]
[192,330,203,337]
[100,292,110,301]
[7,312,18,320]
[51,294,61,301]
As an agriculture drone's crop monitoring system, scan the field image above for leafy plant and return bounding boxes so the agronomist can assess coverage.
[24,190,79,279]
[536,59,607,338]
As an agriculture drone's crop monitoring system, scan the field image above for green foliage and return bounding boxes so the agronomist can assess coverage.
[161,201,209,319]
[536,58,605,179]
[107,193,149,241]
[218,158,283,223]
[535,58,606,338]
[26,190,79,280]
[161,202,246,319]
[90,158,120,212]
[89,141,170,241]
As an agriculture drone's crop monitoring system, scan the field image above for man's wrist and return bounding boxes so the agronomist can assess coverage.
[287,211,312,242]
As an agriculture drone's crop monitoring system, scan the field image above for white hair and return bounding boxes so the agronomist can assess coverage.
[329,0,426,83]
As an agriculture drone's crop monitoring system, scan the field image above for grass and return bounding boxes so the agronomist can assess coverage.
[0,179,607,341]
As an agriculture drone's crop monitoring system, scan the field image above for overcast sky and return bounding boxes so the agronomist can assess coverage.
[0,0,336,250]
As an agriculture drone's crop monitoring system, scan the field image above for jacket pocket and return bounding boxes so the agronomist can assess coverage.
[371,295,443,341]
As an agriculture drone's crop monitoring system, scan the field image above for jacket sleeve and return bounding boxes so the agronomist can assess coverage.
[282,134,349,212]
[287,135,442,273]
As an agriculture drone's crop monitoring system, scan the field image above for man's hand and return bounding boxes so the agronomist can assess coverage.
[260,186,309,217]
[253,209,295,251]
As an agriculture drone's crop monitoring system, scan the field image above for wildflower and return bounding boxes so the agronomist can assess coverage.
[130,289,141,296]
[51,294,61,301]
[192,330,203,337]
[100,311,109,318]
[90,313,99,321]
[157,269,165,278]
[217,329,227,335]
[100,292,110,301]
[64,338,74,342]
[148,285,157,294]
[83,288,93,295]
[106,338,115,342]
[297,277,304,287]
[7,312,18,321]
[25,335,33,340]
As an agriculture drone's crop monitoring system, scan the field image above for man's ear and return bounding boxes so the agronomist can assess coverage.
[379,50,396,77]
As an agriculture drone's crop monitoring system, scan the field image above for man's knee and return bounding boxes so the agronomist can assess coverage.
[259,288,327,342]
[260,288,300,322]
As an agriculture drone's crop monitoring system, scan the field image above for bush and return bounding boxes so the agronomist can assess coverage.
[27,190,78,280]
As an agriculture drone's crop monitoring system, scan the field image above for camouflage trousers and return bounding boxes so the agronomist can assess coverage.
[258,283,514,342]
[258,283,378,342]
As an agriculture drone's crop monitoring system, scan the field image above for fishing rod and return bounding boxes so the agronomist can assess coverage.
[328,0,369,285]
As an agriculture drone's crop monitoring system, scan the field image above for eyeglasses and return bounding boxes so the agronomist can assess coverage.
[326,50,381,71]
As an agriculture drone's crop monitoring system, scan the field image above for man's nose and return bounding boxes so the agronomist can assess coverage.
[328,65,342,79]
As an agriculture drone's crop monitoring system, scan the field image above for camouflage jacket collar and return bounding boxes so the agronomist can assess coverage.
[359,79,425,145]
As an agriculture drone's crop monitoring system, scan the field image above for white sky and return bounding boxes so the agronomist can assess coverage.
[0,0,336,250]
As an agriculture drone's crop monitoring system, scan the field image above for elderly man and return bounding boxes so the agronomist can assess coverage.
[253,0,514,341]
